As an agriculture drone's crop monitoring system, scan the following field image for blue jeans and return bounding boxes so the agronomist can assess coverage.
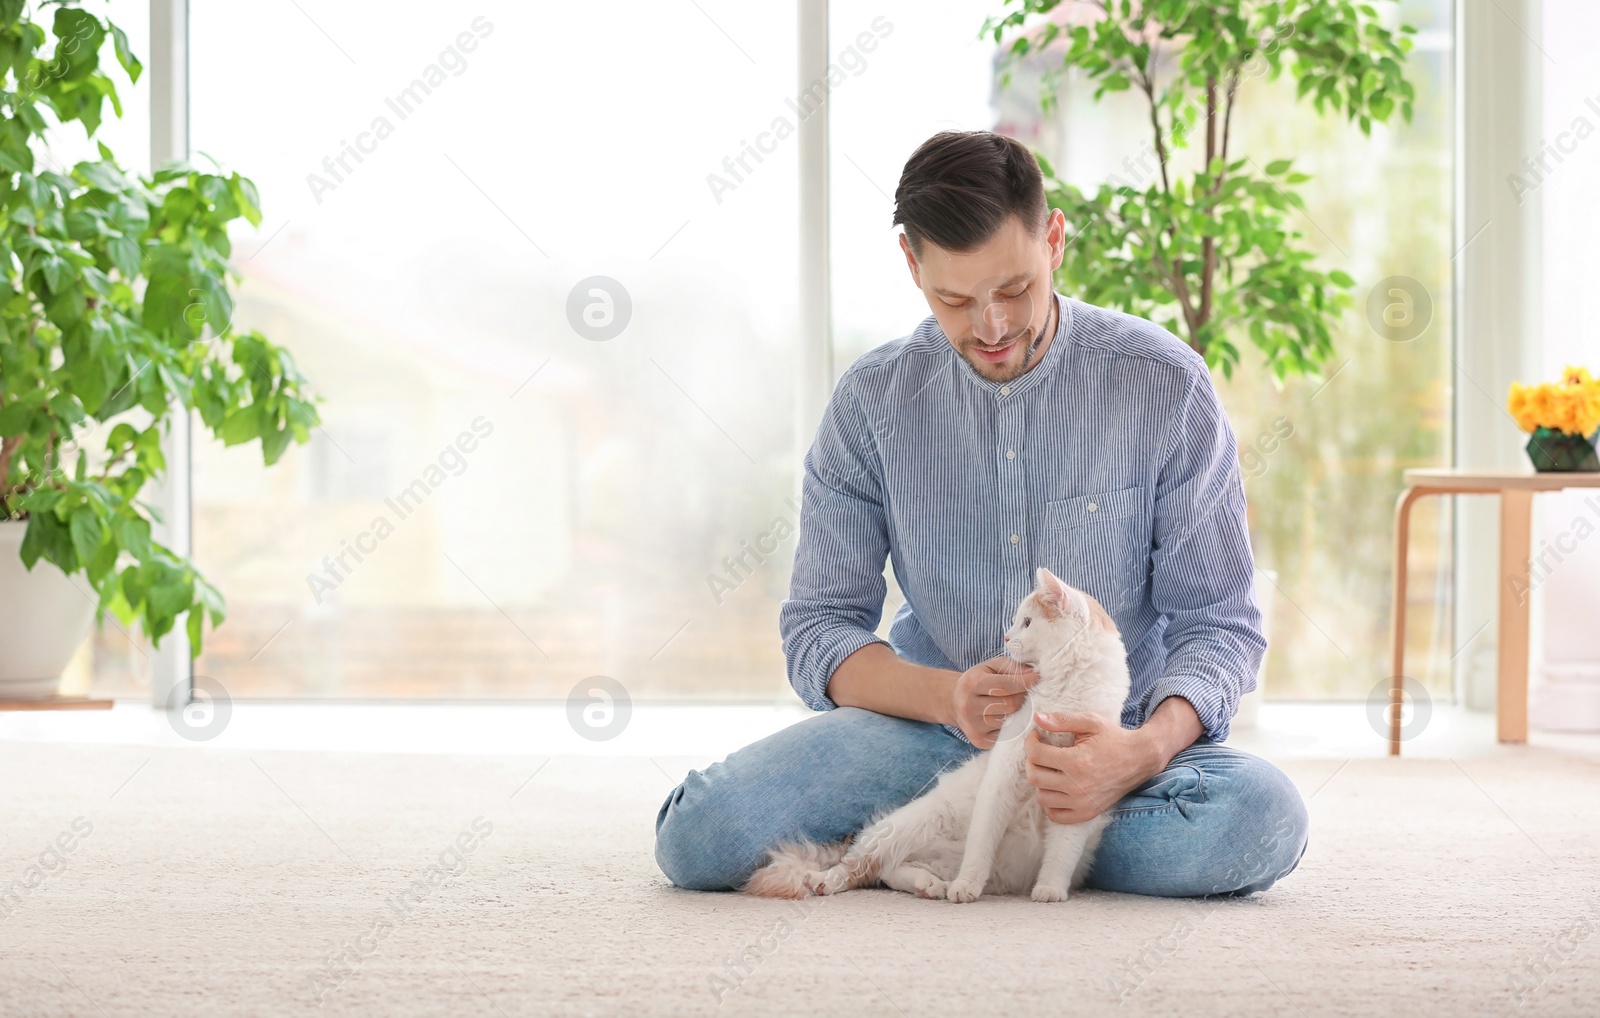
[655,706,1309,897]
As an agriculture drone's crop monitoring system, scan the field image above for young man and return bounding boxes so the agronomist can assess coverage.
[654,130,1309,897]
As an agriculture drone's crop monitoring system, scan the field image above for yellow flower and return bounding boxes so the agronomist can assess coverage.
[1506,366,1600,436]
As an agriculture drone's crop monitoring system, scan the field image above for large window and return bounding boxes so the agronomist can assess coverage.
[73,2,1454,704]
[831,0,1456,701]
[183,1,801,699]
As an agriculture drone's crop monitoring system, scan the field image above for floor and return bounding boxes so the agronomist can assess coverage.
[3,704,1599,1016]
[8,698,1600,760]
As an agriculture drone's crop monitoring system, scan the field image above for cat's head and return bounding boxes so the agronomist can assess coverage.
[1002,566,1116,666]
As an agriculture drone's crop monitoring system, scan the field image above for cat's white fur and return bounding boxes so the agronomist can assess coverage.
[743,566,1131,903]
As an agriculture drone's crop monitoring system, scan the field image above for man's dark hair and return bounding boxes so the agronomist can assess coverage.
[892,130,1048,258]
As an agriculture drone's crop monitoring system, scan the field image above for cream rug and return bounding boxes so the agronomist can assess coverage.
[2,740,1598,1016]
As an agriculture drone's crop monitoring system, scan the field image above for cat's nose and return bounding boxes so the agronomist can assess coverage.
[1003,635,1009,642]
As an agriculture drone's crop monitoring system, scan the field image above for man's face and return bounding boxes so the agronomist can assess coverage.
[900,208,1067,384]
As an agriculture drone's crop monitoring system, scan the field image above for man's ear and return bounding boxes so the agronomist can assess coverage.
[899,232,922,288]
[1045,206,1067,272]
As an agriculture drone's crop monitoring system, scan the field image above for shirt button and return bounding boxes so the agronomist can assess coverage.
[1005,449,1015,460]
[1009,533,1019,545]
[1087,502,1098,512]
[999,385,1011,396]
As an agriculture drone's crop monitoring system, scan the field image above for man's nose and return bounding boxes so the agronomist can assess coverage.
[973,301,1009,342]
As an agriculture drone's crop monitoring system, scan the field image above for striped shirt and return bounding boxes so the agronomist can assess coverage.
[779,291,1264,746]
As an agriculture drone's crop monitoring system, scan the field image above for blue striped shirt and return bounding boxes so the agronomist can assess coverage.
[779,291,1264,746]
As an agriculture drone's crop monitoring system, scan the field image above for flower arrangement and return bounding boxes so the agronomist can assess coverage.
[1507,366,1600,472]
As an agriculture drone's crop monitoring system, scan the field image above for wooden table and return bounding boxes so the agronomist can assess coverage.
[1389,468,1600,754]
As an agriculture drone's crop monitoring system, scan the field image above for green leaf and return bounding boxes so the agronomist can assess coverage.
[0,401,35,436]
[1264,159,1292,176]
[69,508,104,564]
[112,512,153,560]
[219,404,261,446]
[110,23,142,83]
[40,254,67,291]
[108,234,141,278]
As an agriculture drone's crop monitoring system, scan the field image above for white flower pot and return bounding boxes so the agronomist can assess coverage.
[1232,567,1276,730]
[0,519,97,699]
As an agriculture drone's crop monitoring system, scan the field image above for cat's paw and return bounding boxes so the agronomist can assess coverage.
[805,867,847,896]
[1030,883,1068,903]
[945,878,983,904]
[912,872,947,900]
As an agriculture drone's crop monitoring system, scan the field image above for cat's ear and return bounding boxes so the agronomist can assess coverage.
[1035,566,1063,603]
[1036,567,1088,624]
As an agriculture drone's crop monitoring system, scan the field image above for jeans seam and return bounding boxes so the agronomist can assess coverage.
[1110,803,1181,817]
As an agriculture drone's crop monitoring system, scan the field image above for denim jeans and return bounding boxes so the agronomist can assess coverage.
[654,706,1309,897]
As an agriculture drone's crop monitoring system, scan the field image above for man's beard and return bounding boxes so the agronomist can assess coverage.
[963,302,1053,383]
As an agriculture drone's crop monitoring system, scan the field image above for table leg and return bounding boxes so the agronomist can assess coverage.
[1497,489,1533,743]
[1390,487,1424,756]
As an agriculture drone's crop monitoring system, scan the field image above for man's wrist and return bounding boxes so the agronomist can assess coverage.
[930,666,960,728]
[1135,696,1205,778]
[1131,725,1168,782]
[828,643,964,728]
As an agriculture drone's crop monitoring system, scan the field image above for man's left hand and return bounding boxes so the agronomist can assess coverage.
[1024,711,1159,824]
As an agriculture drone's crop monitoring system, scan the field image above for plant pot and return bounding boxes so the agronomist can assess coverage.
[0,519,97,699]
[1525,427,1600,472]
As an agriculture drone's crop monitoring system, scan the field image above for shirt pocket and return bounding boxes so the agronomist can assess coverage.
[1039,485,1149,614]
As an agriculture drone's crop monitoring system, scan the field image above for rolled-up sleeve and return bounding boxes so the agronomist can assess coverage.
[1142,361,1266,744]
[778,371,894,712]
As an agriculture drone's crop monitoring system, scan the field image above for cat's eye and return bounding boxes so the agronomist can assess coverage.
[1022,617,1031,628]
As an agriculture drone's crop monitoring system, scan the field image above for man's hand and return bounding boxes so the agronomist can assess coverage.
[950,656,1038,749]
[1023,711,1160,824]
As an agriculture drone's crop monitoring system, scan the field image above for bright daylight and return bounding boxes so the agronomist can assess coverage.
[1,0,1597,1014]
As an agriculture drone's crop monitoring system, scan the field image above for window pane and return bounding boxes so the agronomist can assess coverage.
[189,1,800,699]
[829,1,1003,638]
[831,1,1456,700]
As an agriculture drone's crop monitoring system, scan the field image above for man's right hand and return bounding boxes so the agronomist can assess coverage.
[950,655,1038,749]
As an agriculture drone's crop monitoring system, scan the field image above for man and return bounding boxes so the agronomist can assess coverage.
[654,130,1308,897]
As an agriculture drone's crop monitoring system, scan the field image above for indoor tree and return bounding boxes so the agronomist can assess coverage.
[0,1,317,653]
[982,0,1417,380]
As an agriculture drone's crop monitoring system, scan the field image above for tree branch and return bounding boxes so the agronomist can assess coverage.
[1137,68,1172,195]
[0,434,24,519]
[1199,74,1218,332]
[1220,71,1240,166]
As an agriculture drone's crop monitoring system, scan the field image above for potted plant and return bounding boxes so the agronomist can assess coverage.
[0,3,317,698]
[1507,366,1600,472]
[982,0,1417,723]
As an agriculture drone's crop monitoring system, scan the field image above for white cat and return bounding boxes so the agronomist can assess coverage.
[743,566,1131,903]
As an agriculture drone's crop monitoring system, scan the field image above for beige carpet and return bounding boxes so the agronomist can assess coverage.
[2,740,1598,1017]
